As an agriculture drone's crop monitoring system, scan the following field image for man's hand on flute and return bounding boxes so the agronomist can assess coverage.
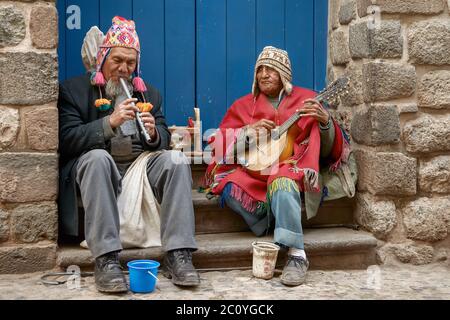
[109,98,139,129]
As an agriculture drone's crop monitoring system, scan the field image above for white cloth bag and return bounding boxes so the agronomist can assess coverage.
[118,151,162,248]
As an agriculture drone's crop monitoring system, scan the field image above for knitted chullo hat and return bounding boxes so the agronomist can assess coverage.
[252,46,293,97]
[91,16,147,93]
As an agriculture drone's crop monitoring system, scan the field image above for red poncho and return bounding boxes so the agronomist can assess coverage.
[205,86,348,212]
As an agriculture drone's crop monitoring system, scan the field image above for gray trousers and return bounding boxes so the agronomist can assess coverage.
[76,149,197,258]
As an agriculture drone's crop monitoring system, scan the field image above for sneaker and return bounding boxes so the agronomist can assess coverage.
[162,249,200,287]
[280,255,309,286]
[94,251,128,293]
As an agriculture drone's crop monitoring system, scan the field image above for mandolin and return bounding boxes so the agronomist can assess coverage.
[238,76,349,177]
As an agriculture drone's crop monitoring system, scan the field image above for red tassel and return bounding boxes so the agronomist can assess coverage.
[133,76,147,92]
[92,71,106,86]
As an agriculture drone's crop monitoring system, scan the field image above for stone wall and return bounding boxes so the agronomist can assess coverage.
[328,0,450,265]
[0,0,58,273]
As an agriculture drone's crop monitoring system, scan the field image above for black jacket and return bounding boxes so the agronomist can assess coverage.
[57,74,170,236]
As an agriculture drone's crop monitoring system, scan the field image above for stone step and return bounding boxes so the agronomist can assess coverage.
[192,190,356,234]
[57,228,377,271]
[191,162,208,189]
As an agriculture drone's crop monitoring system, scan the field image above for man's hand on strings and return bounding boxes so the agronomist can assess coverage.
[300,99,330,126]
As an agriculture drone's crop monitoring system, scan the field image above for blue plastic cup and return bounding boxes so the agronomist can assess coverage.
[127,260,160,294]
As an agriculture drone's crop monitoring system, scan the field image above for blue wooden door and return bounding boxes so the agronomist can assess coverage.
[58,0,328,132]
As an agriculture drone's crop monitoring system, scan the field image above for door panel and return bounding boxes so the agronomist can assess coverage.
[133,0,165,106]
[196,0,227,132]
[165,0,196,126]
[226,0,256,112]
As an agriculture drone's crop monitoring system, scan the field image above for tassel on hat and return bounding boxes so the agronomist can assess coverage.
[91,70,106,86]
[133,75,147,93]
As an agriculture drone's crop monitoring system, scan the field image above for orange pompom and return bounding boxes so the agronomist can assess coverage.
[136,102,153,113]
[94,99,112,111]
[95,99,111,108]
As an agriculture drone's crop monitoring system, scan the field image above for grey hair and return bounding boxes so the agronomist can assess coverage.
[105,78,134,98]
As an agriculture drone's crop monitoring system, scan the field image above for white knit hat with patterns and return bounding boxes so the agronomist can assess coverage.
[252,46,293,97]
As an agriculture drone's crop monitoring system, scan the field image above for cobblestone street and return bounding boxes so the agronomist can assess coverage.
[1,263,449,300]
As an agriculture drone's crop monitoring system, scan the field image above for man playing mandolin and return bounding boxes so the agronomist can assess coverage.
[205,46,353,286]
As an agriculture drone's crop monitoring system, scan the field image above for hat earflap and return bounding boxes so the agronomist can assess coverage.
[90,47,110,87]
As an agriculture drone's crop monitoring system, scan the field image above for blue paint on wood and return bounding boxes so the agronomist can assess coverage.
[227,0,256,111]
[99,0,132,32]
[196,0,227,131]
[286,0,314,89]
[314,0,329,92]
[165,0,196,127]
[256,0,285,54]
[133,0,165,113]
[65,0,99,79]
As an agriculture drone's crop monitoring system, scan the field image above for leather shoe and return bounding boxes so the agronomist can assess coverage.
[162,249,200,287]
[94,251,128,293]
[280,255,309,286]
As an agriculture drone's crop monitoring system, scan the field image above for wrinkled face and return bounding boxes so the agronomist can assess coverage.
[102,47,137,82]
[256,65,283,98]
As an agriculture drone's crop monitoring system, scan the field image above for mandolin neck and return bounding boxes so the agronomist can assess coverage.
[277,93,326,136]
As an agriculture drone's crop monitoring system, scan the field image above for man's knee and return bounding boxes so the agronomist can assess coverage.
[268,178,300,201]
[161,150,190,166]
[78,149,115,173]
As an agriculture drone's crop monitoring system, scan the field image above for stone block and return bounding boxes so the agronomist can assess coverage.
[418,71,450,109]
[374,0,444,14]
[0,244,56,274]
[403,115,450,154]
[351,104,400,146]
[409,20,450,65]
[357,0,373,18]
[403,197,449,242]
[24,106,58,151]
[0,209,9,242]
[397,104,418,114]
[0,106,19,151]
[0,52,58,105]
[11,202,57,243]
[355,193,397,239]
[340,63,364,107]
[391,243,434,265]
[330,30,351,66]
[355,150,417,196]
[349,20,402,59]
[330,0,341,30]
[435,248,448,262]
[0,5,26,48]
[419,156,450,194]
[362,62,416,102]
[30,5,58,49]
[339,0,357,25]
[0,153,58,203]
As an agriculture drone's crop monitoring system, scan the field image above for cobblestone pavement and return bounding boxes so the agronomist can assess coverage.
[0,263,449,300]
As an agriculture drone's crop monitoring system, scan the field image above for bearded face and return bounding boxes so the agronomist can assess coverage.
[105,78,133,98]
